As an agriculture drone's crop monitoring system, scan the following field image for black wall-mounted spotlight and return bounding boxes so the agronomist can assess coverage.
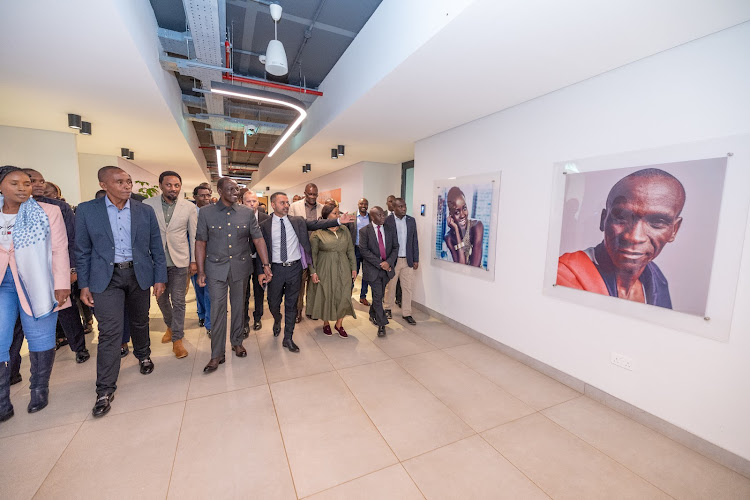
[266,186,270,191]
[128,151,135,161]
[80,122,92,135]
[68,114,82,129]
[337,145,345,157]
[306,163,311,173]
[331,148,338,159]
[121,148,130,158]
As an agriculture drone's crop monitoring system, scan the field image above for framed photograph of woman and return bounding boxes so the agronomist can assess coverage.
[432,172,501,280]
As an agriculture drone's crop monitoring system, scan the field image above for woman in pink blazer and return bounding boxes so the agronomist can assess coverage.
[0,166,70,423]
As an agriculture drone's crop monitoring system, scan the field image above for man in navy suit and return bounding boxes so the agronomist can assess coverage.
[384,198,420,324]
[359,206,399,337]
[76,166,167,417]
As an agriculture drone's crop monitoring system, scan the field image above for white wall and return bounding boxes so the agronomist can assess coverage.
[413,23,750,459]
[78,153,159,201]
[0,125,82,204]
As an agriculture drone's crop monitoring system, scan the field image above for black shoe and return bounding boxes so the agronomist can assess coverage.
[55,338,69,351]
[273,320,281,337]
[377,326,386,337]
[28,349,55,414]
[369,316,377,325]
[384,309,393,319]
[243,325,250,338]
[206,329,211,338]
[92,393,114,418]
[83,323,93,335]
[120,344,129,358]
[253,319,262,331]
[395,301,402,308]
[139,357,154,375]
[76,348,91,364]
[282,339,300,353]
[10,373,22,385]
[198,318,205,328]
[403,316,417,325]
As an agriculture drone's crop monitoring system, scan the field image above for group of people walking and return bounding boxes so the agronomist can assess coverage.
[0,165,419,421]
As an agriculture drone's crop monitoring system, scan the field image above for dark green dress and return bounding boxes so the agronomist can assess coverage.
[306,226,357,321]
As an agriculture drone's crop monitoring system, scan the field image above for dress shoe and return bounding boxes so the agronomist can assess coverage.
[242,325,250,338]
[10,373,22,385]
[161,327,173,343]
[92,393,114,418]
[139,357,154,375]
[198,318,205,328]
[323,324,333,336]
[295,311,302,323]
[55,337,68,350]
[359,298,370,306]
[76,348,91,363]
[396,300,402,308]
[120,343,129,358]
[83,323,93,334]
[203,356,225,373]
[282,339,300,353]
[306,314,312,320]
[232,344,247,357]
[335,325,349,338]
[369,316,377,326]
[273,320,281,337]
[377,326,386,337]
[206,329,211,338]
[384,309,393,319]
[172,339,188,359]
[253,319,262,331]
[403,316,417,325]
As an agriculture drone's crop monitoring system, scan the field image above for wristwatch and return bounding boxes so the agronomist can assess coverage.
[70,267,77,273]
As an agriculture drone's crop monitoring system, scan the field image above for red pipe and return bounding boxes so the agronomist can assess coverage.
[200,146,268,154]
[222,74,324,96]
[225,39,231,70]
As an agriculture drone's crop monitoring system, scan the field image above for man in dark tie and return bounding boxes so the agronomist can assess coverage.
[358,206,399,336]
[76,166,167,417]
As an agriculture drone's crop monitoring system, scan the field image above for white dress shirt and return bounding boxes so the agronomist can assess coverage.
[272,214,301,263]
[394,215,407,258]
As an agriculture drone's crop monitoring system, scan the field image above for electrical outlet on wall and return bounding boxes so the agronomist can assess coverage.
[611,352,634,371]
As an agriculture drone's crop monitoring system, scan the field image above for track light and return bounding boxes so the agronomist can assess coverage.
[121,148,130,158]
[80,121,91,135]
[68,114,82,129]
[337,145,345,157]
[128,151,135,161]
[331,148,338,159]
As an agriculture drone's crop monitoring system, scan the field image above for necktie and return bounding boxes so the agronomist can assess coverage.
[280,218,287,263]
[377,225,386,261]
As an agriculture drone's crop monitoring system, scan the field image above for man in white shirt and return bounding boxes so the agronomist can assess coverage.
[384,198,419,325]
[241,190,270,332]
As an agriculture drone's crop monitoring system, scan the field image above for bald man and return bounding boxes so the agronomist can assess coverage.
[557,168,685,308]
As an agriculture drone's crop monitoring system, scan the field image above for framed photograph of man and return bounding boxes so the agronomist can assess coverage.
[432,172,501,280]
[543,136,750,341]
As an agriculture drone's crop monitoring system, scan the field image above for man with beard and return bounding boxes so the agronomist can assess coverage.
[144,171,197,359]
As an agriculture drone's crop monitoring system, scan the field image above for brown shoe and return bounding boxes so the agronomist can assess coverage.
[161,327,173,343]
[295,311,302,323]
[232,344,247,358]
[203,356,225,373]
[172,339,188,359]
[359,298,370,306]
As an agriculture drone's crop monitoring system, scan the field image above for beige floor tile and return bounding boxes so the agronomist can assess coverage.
[186,333,267,399]
[258,329,335,384]
[36,402,185,499]
[400,319,475,349]
[360,324,439,359]
[0,422,81,500]
[404,435,549,499]
[482,413,670,500]
[310,325,389,369]
[445,343,580,410]
[543,396,750,500]
[397,350,535,432]
[270,371,397,498]
[304,464,424,500]
[0,384,91,439]
[169,385,296,500]
[339,360,474,460]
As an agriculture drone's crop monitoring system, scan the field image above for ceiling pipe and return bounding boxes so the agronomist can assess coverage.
[222,74,323,96]
[200,146,268,154]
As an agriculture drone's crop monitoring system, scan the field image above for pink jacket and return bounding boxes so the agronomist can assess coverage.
[0,202,71,315]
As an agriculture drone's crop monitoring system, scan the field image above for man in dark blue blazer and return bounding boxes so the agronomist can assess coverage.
[76,166,167,417]
[384,198,420,324]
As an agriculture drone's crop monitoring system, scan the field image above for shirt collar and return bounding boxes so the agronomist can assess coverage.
[357,213,369,219]
[215,198,235,211]
[161,195,176,206]
[105,196,130,211]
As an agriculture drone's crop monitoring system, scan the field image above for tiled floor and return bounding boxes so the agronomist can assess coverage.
[2,286,750,499]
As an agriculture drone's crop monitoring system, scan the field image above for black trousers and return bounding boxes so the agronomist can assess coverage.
[92,267,151,397]
[267,261,302,340]
[207,267,249,359]
[368,273,390,327]
[243,267,264,328]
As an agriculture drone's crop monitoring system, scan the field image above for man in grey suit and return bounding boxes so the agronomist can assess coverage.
[144,171,198,359]
[195,178,271,373]
[76,166,167,417]
[384,198,419,324]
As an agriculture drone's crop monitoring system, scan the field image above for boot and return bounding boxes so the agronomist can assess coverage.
[28,349,55,413]
[172,339,188,359]
[0,362,15,422]
[161,327,173,343]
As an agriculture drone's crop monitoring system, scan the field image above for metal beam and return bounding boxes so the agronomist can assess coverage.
[227,0,357,38]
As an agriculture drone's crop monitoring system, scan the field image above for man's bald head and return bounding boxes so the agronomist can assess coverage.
[606,168,686,216]
[98,166,125,182]
[369,206,386,225]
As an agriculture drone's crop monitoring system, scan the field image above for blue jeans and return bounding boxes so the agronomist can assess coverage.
[0,267,58,363]
[191,274,211,330]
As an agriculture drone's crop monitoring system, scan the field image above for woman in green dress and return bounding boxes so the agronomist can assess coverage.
[307,204,357,338]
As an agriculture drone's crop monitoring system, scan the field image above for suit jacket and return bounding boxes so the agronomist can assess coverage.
[143,196,197,267]
[385,214,419,267]
[0,202,71,315]
[289,199,322,220]
[256,215,338,274]
[358,223,399,282]
[75,196,168,293]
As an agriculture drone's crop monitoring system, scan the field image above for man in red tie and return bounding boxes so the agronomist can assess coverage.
[358,207,399,336]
